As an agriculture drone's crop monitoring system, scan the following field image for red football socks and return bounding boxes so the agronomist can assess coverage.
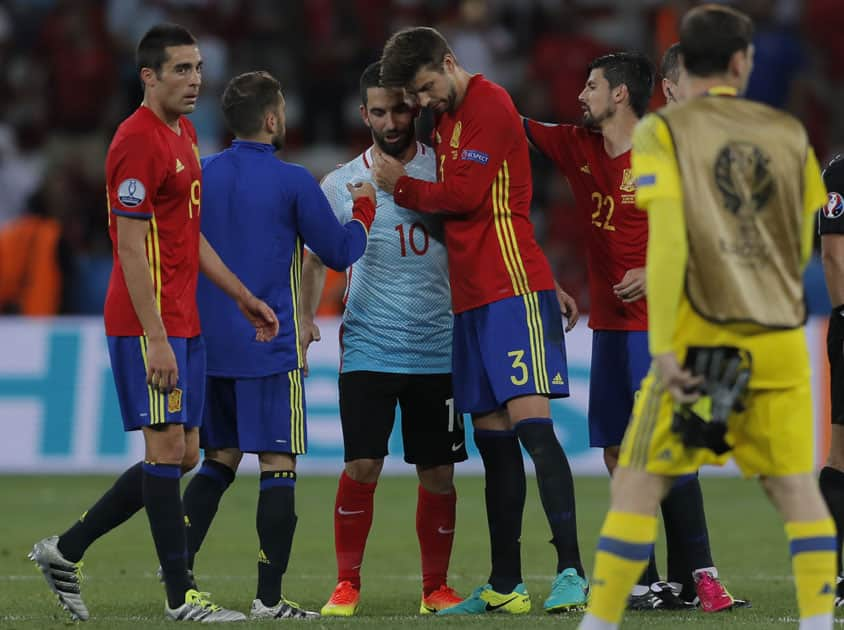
[417,484,457,596]
[333,471,376,589]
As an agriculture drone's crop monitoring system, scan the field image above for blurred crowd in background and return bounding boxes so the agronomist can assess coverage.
[0,0,841,317]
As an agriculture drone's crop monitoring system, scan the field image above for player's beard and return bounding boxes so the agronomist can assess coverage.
[441,83,458,114]
[373,125,415,158]
[430,82,458,115]
[583,101,615,129]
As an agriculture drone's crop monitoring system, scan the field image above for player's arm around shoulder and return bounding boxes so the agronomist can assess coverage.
[521,116,579,168]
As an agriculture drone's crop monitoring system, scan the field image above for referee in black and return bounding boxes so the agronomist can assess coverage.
[819,154,844,607]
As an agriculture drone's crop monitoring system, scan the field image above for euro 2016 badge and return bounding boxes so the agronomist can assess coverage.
[117,178,146,208]
[823,192,844,220]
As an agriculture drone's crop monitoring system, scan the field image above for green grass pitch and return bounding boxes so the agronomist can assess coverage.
[0,474,824,628]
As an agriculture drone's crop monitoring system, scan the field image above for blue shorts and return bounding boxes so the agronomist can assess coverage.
[588,329,650,447]
[452,290,569,415]
[200,369,307,454]
[107,335,206,432]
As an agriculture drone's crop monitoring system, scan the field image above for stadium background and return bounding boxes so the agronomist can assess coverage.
[0,0,842,474]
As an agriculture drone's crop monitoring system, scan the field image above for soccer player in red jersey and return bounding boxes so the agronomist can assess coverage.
[524,52,744,612]
[375,27,587,615]
[29,24,277,623]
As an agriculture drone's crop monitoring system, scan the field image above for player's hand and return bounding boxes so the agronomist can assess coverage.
[555,284,579,331]
[346,181,376,205]
[237,291,279,342]
[653,352,702,404]
[146,336,179,393]
[613,267,646,303]
[371,151,407,194]
[299,319,321,377]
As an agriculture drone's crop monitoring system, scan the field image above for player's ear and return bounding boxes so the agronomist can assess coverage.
[265,110,277,134]
[615,83,629,105]
[360,105,371,128]
[730,45,753,83]
[661,78,671,102]
[140,67,156,90]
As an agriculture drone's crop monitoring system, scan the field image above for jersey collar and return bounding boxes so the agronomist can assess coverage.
[706,86,738,97]
[232,139,275,152]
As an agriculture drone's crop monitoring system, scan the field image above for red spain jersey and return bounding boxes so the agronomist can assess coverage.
[524,121,648,331]
[104,106,202,337]
[393,75,554,313]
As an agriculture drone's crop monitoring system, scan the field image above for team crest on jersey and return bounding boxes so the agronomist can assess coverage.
[117,178,146,208]
[167,387,183,413]
[450,122,462,148]
[823,192,844,220]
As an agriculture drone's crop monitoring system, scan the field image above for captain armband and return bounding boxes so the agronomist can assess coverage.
[671,346,752,455]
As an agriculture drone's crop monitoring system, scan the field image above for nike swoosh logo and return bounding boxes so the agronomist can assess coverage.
[437,527,455,534]
[338,507,365,516]
[451,442,464,452]
[485,596,518,611]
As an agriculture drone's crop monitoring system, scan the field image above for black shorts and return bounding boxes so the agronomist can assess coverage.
[829,322,844,425]
[338,371,468,466]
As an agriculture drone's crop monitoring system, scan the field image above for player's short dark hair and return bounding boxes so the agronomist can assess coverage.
[380,27,454,88]
[680,4,754,78]
[588,52,655,118]
[136,23,196,75]
[360,62,383,106]
[221,71,283,138]
[661,43,682,83]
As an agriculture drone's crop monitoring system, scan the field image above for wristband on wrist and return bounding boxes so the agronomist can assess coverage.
[351,197,376,233]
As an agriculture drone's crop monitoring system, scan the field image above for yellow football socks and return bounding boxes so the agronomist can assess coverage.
[587,510,657,624]
[785,518,836,620]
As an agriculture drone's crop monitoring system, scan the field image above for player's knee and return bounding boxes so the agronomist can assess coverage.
[826,428,844,471]
[610,467,668,513]
[346,458,384,484]
[760,474,828,521]
[417,464,455,494]
[259,451,295,472]
[143,425,187,464]
[206,448,243,472]
[181,451,200,474]
[826,456,844,474]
